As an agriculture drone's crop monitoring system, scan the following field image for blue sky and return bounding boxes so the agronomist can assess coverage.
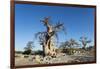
[15,4,95,51]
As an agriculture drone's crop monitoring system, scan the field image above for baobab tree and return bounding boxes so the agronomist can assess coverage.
[66,38,79,48]
[60,38,79,49]
[23,41,34,55]
[35,17,66,57]
[59,38,79,54]
[79,36,91,49]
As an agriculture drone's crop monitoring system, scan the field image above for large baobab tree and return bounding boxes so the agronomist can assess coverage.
[79,36,91,49]
[35,17,66,57]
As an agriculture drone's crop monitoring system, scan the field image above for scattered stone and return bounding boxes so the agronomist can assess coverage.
[43,56,52,64]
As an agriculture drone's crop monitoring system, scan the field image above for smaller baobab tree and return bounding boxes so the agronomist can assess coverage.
[79,36,91,50]
[60,38,79,49]
[59,38,79,54]
[65,38,79,48]
[23,41,34,55]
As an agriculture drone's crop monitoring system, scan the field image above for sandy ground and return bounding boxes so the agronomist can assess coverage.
[15,54,95,66]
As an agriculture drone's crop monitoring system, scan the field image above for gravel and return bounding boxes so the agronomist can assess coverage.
[15,54,95,66]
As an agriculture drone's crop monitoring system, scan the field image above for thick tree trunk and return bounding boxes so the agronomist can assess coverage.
[42,17,56,57]
[43,45,45,57]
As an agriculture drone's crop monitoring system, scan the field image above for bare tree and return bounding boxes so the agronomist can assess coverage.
[79,36,91,49]
[35,17,66,57]
[59,38,79,55]
[23,41,34,55]
[60,38,79,49]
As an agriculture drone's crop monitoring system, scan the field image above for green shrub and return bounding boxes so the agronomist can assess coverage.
[23,50,31,55]
[24,55,29,58]
[34,50,43,55]
[61,48,75,55]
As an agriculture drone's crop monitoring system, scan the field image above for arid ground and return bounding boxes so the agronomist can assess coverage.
[15,50,95,66]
